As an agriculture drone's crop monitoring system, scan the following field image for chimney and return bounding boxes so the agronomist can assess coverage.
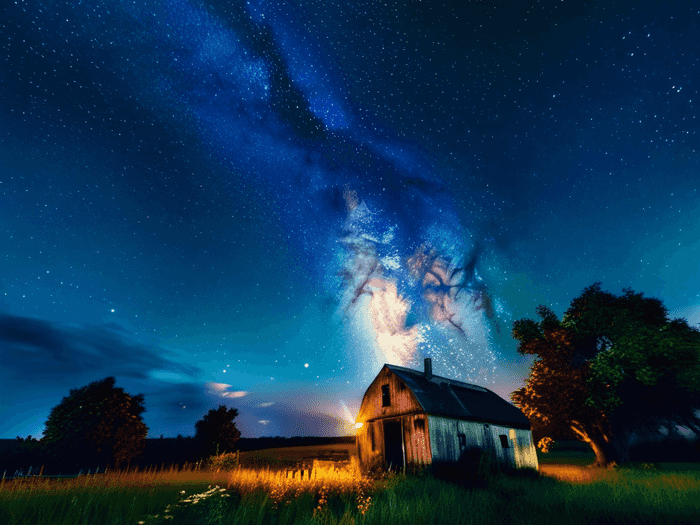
[424,358,433,380]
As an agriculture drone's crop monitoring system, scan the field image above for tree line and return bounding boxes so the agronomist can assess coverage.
[12,379,241,475]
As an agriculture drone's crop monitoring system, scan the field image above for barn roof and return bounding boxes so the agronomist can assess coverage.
[384,364,532,430]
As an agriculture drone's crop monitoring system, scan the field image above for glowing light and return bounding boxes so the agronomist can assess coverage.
[355,422,363,429]
[339,400,355,425]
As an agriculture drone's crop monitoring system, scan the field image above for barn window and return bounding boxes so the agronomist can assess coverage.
[499,434,509,448]
[370,424,375,451]
[381,384,391,407]
[413,418,425,431]
[458,433,466,451]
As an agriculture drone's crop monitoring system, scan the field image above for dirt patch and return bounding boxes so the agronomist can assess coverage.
[537,464,622,485]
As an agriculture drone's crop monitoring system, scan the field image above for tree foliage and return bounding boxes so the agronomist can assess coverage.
[194,405,241,458]
[40,376,148,471]
[511,282,700,467]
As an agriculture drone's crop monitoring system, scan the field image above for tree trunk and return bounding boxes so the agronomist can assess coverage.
[570,419,630,468]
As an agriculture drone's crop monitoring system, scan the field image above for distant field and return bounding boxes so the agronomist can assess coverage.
[238,443,356,469]
[237,439,700,473]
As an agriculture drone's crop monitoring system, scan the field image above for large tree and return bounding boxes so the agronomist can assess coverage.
[194,405,241,458]
[511,283,700,468]
[41,376,148,471]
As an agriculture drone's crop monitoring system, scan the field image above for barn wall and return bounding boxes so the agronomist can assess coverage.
[402,413,431,466]
[357,367,425,470]
[357,413,432,469]
[427,416,535,469]
[428,416,484,463]
[357,367,423,423]
[356,419,384,469]
[508,428,539,470]
[485,422,515,466]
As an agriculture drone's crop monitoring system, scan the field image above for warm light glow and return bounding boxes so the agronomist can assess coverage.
[355,422,363,429]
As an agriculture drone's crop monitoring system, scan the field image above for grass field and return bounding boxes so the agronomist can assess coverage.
[1,444,699,525]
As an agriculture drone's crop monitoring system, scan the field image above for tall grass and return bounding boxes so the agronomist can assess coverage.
[1,458,699,525]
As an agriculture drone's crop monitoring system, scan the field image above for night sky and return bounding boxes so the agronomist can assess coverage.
[2,0,699,440]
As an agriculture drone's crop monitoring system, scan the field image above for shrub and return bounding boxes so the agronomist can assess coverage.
[202,451,240,472]
[537,436,556,453]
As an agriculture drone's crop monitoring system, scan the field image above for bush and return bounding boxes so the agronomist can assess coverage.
[202,451,240,472]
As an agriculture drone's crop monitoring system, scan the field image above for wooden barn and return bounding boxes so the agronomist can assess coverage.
[356,358,538,472]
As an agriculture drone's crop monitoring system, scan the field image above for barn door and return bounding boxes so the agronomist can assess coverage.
[383,419,405,471]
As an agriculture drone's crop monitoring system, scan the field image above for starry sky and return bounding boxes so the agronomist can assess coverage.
[2,0,699,440]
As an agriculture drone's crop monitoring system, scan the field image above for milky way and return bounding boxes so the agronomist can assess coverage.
[111,0,507,382]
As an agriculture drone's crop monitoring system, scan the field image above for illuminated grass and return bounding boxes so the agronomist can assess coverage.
[1,458,699,525]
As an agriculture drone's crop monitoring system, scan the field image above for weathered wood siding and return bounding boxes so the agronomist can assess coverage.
[402,413,431,466]
[428,416,485,463]
[486,422,515,466]
[357,367,428,469]
[509,428,539,469]
[357,414,432,469]
[357,366,423,422]
[428,416,537,470]
[356,419,385,469]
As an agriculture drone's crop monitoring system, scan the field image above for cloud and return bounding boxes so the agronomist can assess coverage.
[258,402,275,407]
[223,391,248,398]
[0,312,212,438]
[207,382,233,392]
[237,401,353,437]
[205,382,248,398]
[0,313,198,387]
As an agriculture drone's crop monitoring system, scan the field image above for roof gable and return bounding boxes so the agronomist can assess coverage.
[384,364,531,430]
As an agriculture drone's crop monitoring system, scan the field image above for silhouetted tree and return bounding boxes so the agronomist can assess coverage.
[12,435,47,473]
[194,405,241,458]
[511,283,700,468]
[40,376,148,471]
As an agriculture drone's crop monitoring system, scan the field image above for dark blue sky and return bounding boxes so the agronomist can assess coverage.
[1,0,699,439]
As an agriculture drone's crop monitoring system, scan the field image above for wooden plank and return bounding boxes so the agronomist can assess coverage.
[357,366,423,423]
[357,366,424,468]
[402,414,431,466]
